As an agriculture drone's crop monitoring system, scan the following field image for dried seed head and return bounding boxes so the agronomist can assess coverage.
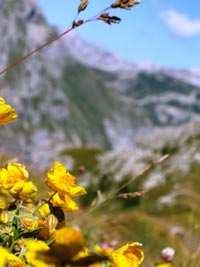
[99,13,121,25]
[78,0,89,13]
[118,191,145,199]
[72,20,84,29]
[111,0,140,9]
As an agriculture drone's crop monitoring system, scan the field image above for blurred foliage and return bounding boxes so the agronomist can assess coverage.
[58,140,200,266]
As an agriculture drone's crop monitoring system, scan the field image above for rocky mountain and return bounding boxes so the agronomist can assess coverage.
[0,0,199,167]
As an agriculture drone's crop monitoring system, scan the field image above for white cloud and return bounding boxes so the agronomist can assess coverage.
[162,9,200,38]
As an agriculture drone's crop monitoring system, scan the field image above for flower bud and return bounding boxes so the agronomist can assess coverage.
[161,247,175,262]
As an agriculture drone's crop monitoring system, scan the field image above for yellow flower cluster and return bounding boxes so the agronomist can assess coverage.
[46,161,86,212]
[0,162,37,206]
[0,97,144,267]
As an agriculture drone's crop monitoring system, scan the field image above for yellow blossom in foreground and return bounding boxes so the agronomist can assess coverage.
[24,239,54,267]
[111,242,144,267]
[51,227,85,259]
[0,247,24,267]
[0,97,17,125]
[50,192,79,212]
[0,163,29,190]
[46,161,86,197]
[9,180,37,201]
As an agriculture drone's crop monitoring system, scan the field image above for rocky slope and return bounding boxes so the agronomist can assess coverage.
[0,0,199,167]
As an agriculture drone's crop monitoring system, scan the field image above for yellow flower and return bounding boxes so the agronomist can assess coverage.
[0,163,37,201]
[9,180,37,201]
[51,227,85,260]
[24,239,54,267]
[38,203,51,218]
[50,192,79,212]
[111,243,144,267]
[0,163,29,190]
[46,161,86,197]
[21,217,39,231]
[0,247,24,267]
[0,97,17,125]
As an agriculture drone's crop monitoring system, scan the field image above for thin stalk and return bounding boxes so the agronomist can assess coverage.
[0,26,73,77]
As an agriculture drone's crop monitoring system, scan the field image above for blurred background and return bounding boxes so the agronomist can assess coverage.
[0,0,199,265]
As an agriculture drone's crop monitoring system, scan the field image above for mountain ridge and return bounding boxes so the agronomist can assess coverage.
[0,0,199,167]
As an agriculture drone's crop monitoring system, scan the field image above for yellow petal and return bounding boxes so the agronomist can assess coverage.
[7,162,29,181]
[0,163,29,190]
[38,203,51,218]
[46,161,86,197]
[0,247,24,266]
[50,192,79,212]
[21,217,40,231]
[23,239,55,267]
[111,243,144,267]
[0,97,17,125]
[9,181,37,201]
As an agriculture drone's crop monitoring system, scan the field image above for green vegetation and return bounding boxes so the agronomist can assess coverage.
[61,63,144,148]
[126,72,199,98]
[59,129,200,266]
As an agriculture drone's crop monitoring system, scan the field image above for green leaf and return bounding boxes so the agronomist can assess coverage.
[12,215,21,240]
[0,233,10,245]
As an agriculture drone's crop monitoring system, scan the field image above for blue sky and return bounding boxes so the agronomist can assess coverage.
[37,0,200,69]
